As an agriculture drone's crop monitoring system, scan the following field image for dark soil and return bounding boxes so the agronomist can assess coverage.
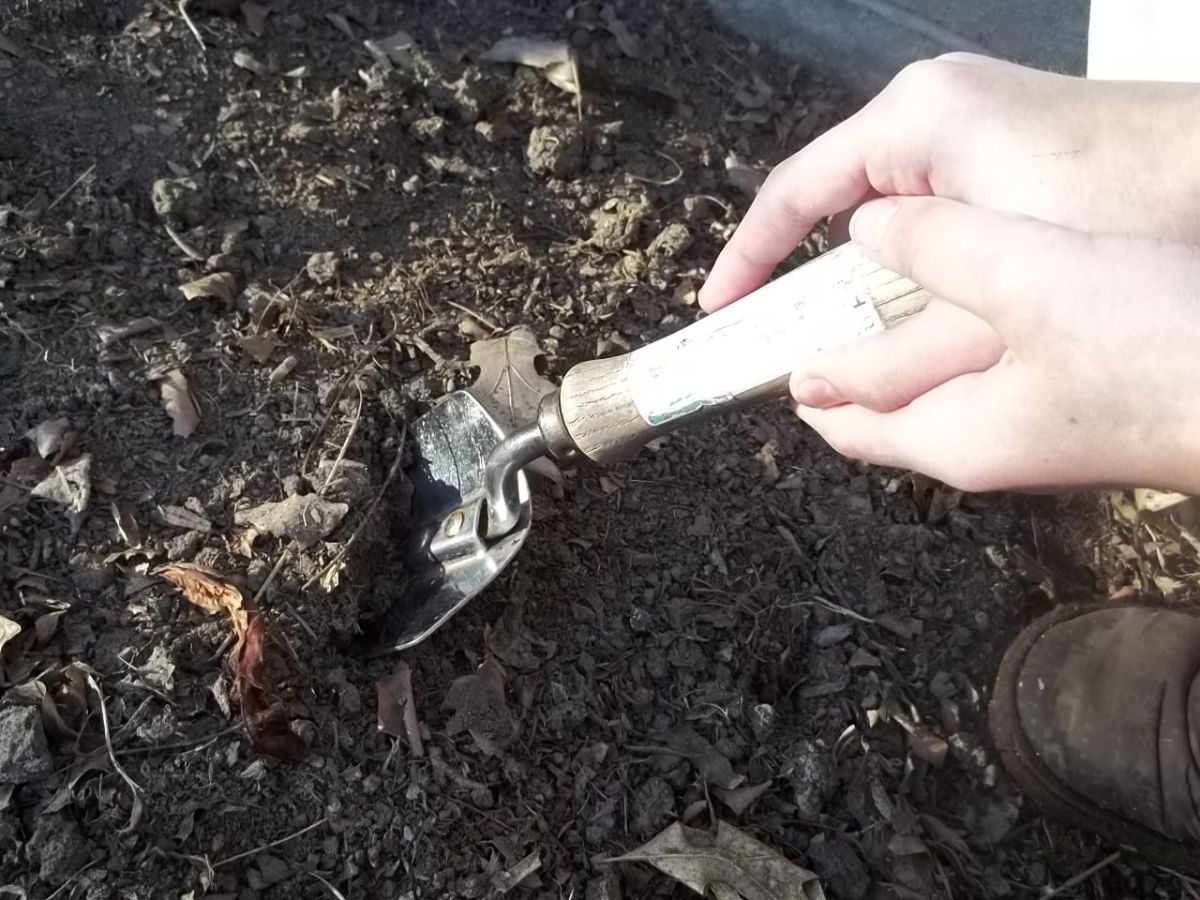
[0,1,1185,898]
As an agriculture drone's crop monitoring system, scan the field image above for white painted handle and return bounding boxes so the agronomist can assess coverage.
[557,243,932,464]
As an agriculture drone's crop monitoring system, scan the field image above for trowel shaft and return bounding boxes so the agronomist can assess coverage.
[484,243,932,533]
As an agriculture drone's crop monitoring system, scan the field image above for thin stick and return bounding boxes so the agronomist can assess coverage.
[445,299,501,333]
[163,222,205,260]
[178,0,207,54]
[213,817,328,868]
[118,724,241,757]
[318,384,363,496]
[629,151,683,187]
[251,544,293,607]
[44,861,98,900]
[302,424,406,590]
[308,872,349,900]
[1040,851,1121,899]
[87,674,144,833]
[46,164,96,213]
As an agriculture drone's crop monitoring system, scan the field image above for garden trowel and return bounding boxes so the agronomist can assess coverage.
[369,243,931,654]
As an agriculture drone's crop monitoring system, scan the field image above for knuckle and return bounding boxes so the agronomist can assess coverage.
[891,57,975,106]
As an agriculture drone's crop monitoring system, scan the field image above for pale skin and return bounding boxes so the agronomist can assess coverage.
[700,54,1200,495]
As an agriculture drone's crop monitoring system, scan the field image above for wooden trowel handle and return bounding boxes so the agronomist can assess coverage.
[555,243,932,465]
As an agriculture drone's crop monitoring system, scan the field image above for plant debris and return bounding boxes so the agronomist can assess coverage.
[443,659,516,756]
[481,36,580,97]
[179,272,238,305]
[611,820,826,900]
[233,493,349,548]
[376,660,424,756]
[156,564,302,760]
[158,369,200,438]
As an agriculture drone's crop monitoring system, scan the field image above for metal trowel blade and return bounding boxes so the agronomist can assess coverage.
[367,391,531,655]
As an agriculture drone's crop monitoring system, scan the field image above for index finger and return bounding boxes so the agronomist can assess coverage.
[698,115,873,312]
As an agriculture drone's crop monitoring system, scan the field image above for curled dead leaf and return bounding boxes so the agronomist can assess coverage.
[157,563,302,760]
[159,369,200,438]
[180,272,238,305]
[364,29,415,67]
[0,615,20,653]
[481,36,580,96]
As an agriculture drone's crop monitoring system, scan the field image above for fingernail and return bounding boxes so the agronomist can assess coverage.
[793,377,844,409]
[849,198,900,252]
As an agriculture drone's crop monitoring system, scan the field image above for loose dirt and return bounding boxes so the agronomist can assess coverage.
[0,1,1183,898]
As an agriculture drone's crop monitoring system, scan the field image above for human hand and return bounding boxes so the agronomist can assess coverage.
[788,197,1200,494]
[700,54,1200,312]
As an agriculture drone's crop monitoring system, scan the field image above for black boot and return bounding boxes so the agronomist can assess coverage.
[989,603,1200,874]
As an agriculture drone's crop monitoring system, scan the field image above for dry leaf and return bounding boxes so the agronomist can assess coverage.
[364,29,415,67]
[325,12,355,39]
[0,616,20,653]
[159,369,200,438]
[376,660,424,756]
[236,613,306,761]
[25,418,70,459]
[611,820,826,900]
[467,326,556,432]
[180,272,238,305]
[31,454,91,518]
[241,1,269,35]
[34,610,66,646]
[232,48,268,75]
[713,782,772,816]
[443,659,516,756]
[159,504,212,532]
[481,36,580,96]
[238,333,278,364]
[667,727,746,790]
[601,5,641,58]
[157,564,302,760]
[158,564,247,633]
[97,316,160,346]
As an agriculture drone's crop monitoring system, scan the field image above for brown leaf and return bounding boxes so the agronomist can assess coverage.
[157,564,302,760]
[179,272,238,305]
[236,613,305,761]
[610,820,826,900]
[467,326,556,432]
[159,369,200,438]
[376,660,425,756]
[34,610,66,646]
[158,563,246,628]
[481,37,579,96]
[713,781,772,816]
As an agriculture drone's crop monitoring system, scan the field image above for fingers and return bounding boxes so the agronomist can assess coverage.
[794,366,1024,492]
[847,196,1094,345]
[699,116,874,311]
[790,299,1006,412]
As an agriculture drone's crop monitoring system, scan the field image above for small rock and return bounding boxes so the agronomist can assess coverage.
[631,776,675,836]
[255,853,289,887]
[749,703,775,739]
[361,774,382,795]
[807,835,870,900]
[165,530,207,561]
[781,738,837,818]
[409,115,445,143]
[306,251,340,285]
[0,707,53,784]
[647,222,692,259]
[234,494,348,548]
[313,459,372,505]
[69,555,114,595]
[526,125,583,178]
[151,177,210,227]
[814,623,854,648]
[28,813,91,883]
